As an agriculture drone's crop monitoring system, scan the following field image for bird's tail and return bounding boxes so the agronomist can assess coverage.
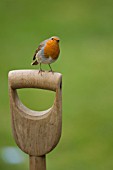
[31,60,39,65]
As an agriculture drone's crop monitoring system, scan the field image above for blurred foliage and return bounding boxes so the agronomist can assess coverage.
[0,0,113,169]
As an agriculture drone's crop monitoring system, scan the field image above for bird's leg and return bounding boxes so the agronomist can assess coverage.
[39,63,45,74]
[39,63,42,72]
[48,64,53,73]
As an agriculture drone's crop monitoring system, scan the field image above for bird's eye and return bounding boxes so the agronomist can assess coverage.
[51,38,54,40]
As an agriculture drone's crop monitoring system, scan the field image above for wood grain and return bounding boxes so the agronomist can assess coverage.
[30,156,46,170]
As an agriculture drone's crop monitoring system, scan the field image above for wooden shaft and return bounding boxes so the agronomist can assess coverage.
[8,70,62,91]
[29,155,46,170]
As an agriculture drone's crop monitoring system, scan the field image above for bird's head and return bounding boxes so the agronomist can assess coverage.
[50,36,60,43]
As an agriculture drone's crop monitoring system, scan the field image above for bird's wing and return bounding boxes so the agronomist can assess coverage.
[33,39,48,60]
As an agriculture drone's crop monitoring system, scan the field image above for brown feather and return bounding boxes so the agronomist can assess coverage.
[33,45,42,60]
[33,40,47,60]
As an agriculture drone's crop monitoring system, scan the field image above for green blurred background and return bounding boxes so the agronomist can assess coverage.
[0,0,113,169]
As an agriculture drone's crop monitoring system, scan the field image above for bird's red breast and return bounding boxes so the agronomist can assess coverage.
[44,39,60,59]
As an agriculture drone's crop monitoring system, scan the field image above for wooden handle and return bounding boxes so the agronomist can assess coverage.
[8,69,62,156]
[29,156,46,170]
[8,70,62,91]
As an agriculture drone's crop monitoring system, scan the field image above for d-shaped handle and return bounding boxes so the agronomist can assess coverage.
[8,70,62,157]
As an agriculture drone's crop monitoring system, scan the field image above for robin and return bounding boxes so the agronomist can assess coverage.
[31,36,60,72]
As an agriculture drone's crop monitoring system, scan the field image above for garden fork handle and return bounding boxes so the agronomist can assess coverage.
[8,70,62,170]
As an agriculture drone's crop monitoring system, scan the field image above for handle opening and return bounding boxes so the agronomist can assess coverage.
[17,88,55,111]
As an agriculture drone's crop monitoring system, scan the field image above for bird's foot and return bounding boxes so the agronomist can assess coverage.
[49,69,54,74]
[38,69,45,75]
